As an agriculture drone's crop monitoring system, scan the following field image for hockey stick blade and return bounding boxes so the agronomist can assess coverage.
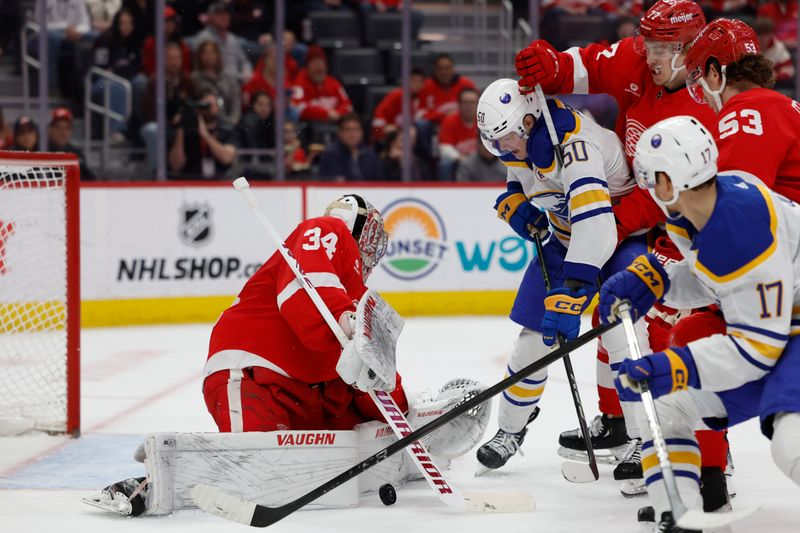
[676,506,759,530]
[560,461,597,483]
[191,323,615,527]
[370,390,534,513]
[462,490,535,513]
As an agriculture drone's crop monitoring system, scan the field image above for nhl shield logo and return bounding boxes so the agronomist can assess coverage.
[180,203,213,246]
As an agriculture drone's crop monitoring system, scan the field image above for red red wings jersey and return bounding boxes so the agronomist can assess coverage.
[716,88,800,203]
[206,217,366,384]
[370,88,422,141]
[549,37,716,162]
[290,70,353,121]
[417,75,476,124]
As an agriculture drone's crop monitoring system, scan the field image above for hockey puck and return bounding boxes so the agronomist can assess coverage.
[379,483,396,506]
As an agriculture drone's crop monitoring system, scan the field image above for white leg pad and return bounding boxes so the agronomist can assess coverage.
[771,413,800,486]
[143,431,359,515]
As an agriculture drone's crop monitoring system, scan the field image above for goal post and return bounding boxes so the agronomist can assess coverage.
[0,151,80,436]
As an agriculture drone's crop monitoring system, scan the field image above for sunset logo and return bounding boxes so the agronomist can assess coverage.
[381,198,447,280]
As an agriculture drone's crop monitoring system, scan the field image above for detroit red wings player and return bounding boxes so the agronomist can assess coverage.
[685,18,800,203]
[203,194,408,433]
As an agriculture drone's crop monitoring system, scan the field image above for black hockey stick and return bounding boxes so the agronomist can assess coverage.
[192,321,616,528]
[531,84,599,482]
[533,233,600,482]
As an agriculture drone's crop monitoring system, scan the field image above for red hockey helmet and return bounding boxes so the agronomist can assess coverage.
[684,18,760,104]
[635,0,706,57]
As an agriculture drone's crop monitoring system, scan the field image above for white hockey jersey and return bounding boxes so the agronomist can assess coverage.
[499,99,634,283]
[662,175,800,391]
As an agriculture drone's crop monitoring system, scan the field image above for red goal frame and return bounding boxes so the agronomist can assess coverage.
[0,151,81,436]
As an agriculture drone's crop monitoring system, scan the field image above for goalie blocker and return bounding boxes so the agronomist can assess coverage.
[82,379,491,516]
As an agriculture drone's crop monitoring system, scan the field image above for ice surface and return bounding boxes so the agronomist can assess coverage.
[1,317,798,532]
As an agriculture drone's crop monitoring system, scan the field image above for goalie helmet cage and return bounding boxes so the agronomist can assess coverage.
[0,151,80,437]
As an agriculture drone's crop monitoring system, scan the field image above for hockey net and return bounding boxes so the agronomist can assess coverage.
[0,151,80,436]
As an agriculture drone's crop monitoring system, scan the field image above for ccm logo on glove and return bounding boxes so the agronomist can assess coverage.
[626,255,666,299]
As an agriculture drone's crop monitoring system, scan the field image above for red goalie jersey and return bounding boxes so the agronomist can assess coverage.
[206,216,365,384]
[716,88,800,203]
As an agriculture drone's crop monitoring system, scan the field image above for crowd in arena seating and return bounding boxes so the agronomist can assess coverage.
[0,0,796,181]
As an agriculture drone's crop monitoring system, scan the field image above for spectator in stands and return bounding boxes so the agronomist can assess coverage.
[91,7,142,139]
[86,0,122,32]
[238,91,275,180]
[238,91,275,149]
[418,54,476,125]
[30,0,94,91]
[757,0,797,46]
[437,87,479,180]
[754,17,795,84]
[191,2,253,83]
[371,68,426,143]
[284,121,312,177]
[380,128,423,181]
[140,41,195,172]
[0,0,22,59]
[290,45,353,123]
[142,6,191,76]
[122,0,154,44]
[455,134,506,182]
[193,40,241,125]
[317,113,383,181]
[169,87,238,179]
[170,0,211,37]
[615,16,637,40]
[47,108,96,180]
[11,116,39,152]
[242,42,298,115]
[0,108,13,149]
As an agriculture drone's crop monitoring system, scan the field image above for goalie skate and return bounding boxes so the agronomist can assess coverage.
[81,477,149,516]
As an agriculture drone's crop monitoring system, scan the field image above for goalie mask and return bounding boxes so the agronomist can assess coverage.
[325,194,388,281]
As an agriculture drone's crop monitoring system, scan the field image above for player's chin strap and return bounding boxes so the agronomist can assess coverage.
[698,65,727,112]
[665,52,686,85]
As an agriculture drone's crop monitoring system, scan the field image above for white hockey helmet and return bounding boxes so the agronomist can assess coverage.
[477,78,542,156]
[633,115,718,213]
[325,194,388,281]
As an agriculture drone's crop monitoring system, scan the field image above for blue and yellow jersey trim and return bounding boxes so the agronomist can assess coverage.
[566,177,612,225]
[695,185,777,283]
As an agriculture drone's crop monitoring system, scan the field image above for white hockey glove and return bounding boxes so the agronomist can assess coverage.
[336,340,391,392]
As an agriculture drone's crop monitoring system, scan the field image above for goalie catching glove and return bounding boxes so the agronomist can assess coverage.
[336,290,403,392]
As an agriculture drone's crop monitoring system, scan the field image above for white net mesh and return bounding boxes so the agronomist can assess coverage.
[0,163,70,433]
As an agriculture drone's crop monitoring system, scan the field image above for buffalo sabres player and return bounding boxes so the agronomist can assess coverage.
[475,78,649,469]
[599,116,800,531]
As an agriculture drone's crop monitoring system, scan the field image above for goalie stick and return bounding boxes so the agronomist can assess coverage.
[230,177,532,513]
[191,321,616,527]
[617,303,758,530]
[533,84,599,483]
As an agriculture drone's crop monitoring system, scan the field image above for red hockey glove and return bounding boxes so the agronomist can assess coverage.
[515,40,565,94]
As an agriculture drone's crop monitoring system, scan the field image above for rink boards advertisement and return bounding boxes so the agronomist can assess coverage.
[80,182,530,326]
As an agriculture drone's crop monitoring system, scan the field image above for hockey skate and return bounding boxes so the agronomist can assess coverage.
[476,408,540,471]
[558,413,629,465]
[81,477,149,516]
[614,438,642,480]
